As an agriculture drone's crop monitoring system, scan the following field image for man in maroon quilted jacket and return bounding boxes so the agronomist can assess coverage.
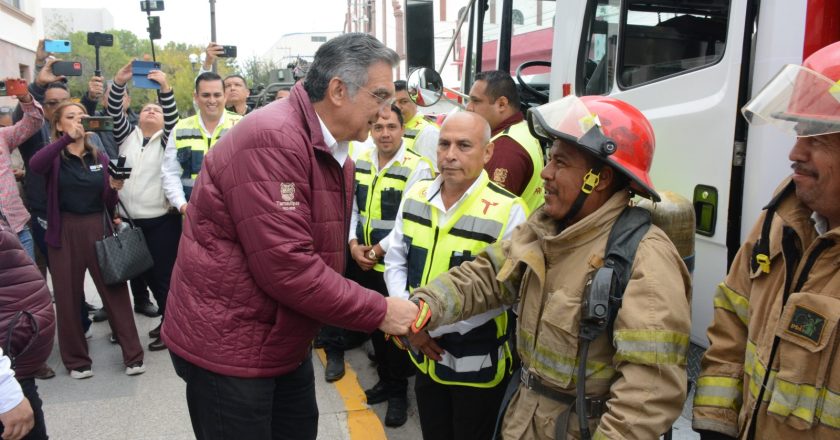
[162,33,421,439]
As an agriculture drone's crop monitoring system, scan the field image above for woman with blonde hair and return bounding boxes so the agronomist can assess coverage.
[29,102,144,379]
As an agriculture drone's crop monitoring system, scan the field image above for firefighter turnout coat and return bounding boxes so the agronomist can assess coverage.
[693,178,840,438]
[411,192,692,439]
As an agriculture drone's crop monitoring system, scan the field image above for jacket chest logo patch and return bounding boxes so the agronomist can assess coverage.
[281,183,295,201]
[493,168,509,185]
[786,305,826,344]
[277,182,300,211]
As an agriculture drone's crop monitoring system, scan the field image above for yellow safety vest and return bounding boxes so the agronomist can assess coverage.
[491,119,545,212]
[354,146,433,272]
[403,113,437,151]
[401,171,527,388]
[174,113,241,200]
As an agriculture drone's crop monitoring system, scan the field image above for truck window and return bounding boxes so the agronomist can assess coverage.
[580,0,621,95]
[618,0,730,88]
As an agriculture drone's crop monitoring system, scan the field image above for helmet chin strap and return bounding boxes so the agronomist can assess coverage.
[557,163,603,230]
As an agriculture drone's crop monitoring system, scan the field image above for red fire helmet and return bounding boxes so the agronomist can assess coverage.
[743,41,840,137]
[527,95,659,202]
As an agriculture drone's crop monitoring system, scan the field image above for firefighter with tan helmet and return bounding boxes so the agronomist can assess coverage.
[693,41,840,440]
[403,95,691,439]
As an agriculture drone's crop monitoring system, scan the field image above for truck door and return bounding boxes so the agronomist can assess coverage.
[556,0,753,346]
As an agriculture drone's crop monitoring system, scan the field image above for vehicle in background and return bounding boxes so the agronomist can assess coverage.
[406,0,840,346]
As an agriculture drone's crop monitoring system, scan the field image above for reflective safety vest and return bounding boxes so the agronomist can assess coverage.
[174,113,241,200]
[401,171,527,388]
[491,119,545,212]
[402,113,437,151]
[354,146,433,272]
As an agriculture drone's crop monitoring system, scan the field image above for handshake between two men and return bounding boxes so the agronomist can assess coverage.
[378,297,422,337]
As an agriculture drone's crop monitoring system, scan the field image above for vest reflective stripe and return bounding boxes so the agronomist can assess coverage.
[592,431,609,440]
[745,340,773,403]
[403,114,436,150]
[517,327,616,388]
[695,376,743,410]
[174,114,241,200]
[612,329,689,365]
[491,120,545,212]
[437,346,505,372]
[401,171,526,387]
[741,338,840,429]
[714,282,750,326]
[354,147,433,272]
[818,388,840,429]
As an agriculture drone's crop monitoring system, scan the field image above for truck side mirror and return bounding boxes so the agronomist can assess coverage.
[407,68,444,107]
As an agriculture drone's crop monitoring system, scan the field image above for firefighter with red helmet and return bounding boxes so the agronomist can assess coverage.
[693,41,840,439]
[403,95,691,439]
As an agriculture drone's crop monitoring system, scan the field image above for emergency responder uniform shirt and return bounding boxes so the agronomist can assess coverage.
[693,178,840,439]
[410,192,692,439]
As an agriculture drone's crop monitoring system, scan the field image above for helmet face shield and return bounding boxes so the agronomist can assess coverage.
[526,95,616,157]
[743,64,840,137]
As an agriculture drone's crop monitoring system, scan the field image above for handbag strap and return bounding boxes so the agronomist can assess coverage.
[3,311,39,370]
[116,200,138,228]
[102,206,117,237]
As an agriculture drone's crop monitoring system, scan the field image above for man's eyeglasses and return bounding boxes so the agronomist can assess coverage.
[345,80,395,109]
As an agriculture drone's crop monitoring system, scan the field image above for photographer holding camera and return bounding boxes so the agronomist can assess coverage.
[107,61,180,351]
[29,102,145,380]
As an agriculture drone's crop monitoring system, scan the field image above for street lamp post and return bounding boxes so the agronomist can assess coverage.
[189,53,200,73]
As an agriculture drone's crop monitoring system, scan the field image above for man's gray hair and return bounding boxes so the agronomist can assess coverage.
[304,33,399,102]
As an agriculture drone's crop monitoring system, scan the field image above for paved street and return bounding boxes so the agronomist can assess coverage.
[34,273,699,439]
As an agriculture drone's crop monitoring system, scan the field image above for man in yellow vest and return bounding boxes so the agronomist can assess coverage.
[467,70,544,212]
[395,80,439,168]
[162,71,242,214]
[384,111,527,439]
[326,105,433,426]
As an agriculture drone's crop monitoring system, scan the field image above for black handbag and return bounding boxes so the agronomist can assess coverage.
[94,201,154,285]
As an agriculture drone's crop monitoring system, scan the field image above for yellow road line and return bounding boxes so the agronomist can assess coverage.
[315,348,387,440]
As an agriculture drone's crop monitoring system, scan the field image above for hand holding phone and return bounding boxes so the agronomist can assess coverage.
[45,39,72,53]
[0,79,28,97]
[132,61,162,89]
[219,45,237,58]
[52,61,83,76]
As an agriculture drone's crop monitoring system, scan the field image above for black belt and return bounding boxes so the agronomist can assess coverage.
[520,368,608,417]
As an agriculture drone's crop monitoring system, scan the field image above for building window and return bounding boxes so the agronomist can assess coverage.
[512,9,524,25]
[19,64,30,82]
[311,36,327,43]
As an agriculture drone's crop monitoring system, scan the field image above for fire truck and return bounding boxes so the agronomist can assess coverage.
[407,0,840,346]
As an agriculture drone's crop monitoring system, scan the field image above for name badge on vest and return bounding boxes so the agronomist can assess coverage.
[89,164,103,172]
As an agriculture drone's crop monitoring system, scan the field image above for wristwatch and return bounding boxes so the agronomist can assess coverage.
[368,249,378,260]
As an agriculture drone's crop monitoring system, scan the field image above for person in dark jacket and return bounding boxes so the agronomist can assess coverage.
[162,33,420,440]
[29,102,145,380]
[15,60,107,331]
[0,213,55,439]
